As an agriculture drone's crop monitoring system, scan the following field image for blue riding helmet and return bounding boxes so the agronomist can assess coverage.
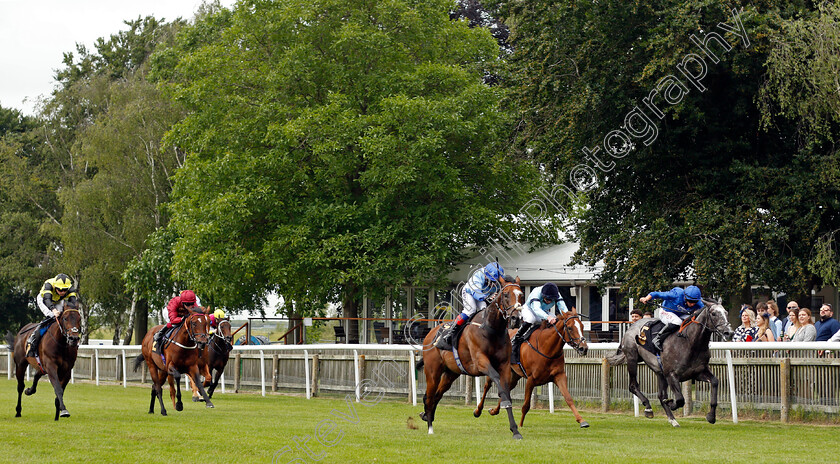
[684,285,702,303]
[541,283,560,301]
[483,262,504,281]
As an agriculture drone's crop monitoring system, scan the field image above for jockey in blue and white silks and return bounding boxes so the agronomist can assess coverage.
[511,283,565,364]
[440,262,504,346]
[640,286,704,351]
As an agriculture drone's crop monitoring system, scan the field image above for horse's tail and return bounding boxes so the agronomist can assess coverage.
[4,331,14,351]
[606,346,626,366]
[415,357,424,371]
[132,354,146,372]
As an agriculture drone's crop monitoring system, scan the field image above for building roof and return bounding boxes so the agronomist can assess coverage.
[446,242,604,284]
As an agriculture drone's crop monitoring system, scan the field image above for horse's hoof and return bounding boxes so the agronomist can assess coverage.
[706,413,716,424]
[580,421,590,428]
[161,411,167,416]
[668,419,680,427]
[419,412,428,422]
[206,402,214,408]
[192,396,201,402]
[673,399,684,410]
[512,433,523,440]
[489,409,500,416]
[198,397,206,402]
[644,409,654,419]
[15,413,21,418]
[59,410,70,418]
[473,409,482,418]
[175,402,183,412]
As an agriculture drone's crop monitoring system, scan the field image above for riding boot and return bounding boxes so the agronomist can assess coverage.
[511,322,534,364]
[652,323,679,352]
[153,329,165,352]
[26,318,52,357]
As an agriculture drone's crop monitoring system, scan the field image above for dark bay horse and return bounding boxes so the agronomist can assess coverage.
[475,310,590,427]
[418,276,524,439]
[608,302,733,426]
[191,315,233,402]
[133,312,214,415]
[7,307,81,420]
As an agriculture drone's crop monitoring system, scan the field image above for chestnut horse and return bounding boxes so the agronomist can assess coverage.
[418,276,524,439]
[475,310,590,427]
[190,315,233,402]
[133,312,214,415]
[7,307,81,420]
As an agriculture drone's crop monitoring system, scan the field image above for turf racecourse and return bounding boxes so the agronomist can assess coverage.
[0,379,836,464]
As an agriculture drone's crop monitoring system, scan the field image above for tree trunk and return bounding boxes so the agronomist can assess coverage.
[112,323,122,345]
[122,293,137,346]
[343,283,361,343]
[135,298,148,343]
[80,303,90,345]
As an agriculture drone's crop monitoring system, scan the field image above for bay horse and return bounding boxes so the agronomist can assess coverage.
[190,314,233,402]
[475,310,590,427]
[418,276,524,439]
[7,306,81,420]
[608,302,733,426]
[133,312,214,415]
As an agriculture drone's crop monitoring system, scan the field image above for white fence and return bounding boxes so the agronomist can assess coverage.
[4,342,840,423]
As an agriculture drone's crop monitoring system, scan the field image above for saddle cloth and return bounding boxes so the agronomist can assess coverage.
[636,320,664,355]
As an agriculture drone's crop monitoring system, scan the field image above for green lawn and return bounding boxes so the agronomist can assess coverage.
[0,378,836,463]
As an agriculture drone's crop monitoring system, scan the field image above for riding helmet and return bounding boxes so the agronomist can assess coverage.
[483,262,504,281]
[684,285,702,303]
[180,289,197,304]
[53,273,73,290]
[542,282,560,301]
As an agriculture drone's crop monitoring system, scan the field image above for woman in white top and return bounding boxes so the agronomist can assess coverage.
[791,308,817,342]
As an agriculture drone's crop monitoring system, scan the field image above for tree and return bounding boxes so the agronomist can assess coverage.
[495,0,835,307]
[158,0,530,340]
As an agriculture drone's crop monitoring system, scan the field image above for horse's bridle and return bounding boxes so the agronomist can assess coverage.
[175,313,209,349]
[54,308,81,342]
[553,313,586,348]
[680,305,728,338]
[490,283,523,321]
[211,319,234,354]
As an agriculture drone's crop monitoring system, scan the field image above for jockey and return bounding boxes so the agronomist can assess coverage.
[154,290,203,349]
[511,282,566,364]
[639,285,704,351]
[210,309,226,334]
[439,262,504,347]
[26,274,78,358]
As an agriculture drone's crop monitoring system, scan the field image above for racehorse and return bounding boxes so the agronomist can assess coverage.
[133,312,214,415]
[475,310,590,427]
[7,306,81,420]
[418,276,524,439]
[608,302,733,427]
[190,314,233,402]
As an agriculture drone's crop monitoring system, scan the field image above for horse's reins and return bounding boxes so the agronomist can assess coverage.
[210,320,234,355]
[46,309,81,345]
[171,313,207,350]
[525,314,584,359]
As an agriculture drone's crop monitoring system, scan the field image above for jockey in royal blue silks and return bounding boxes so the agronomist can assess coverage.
[639,285,704,351]
[439,262,505,347]
[510,282,568,364]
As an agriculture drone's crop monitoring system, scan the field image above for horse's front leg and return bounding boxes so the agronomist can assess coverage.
[554,370,588,427]
[45,366,70,420]
[167,369,183,412]
[189,364,214,408]
[626,356,654,418]
[15,360,27,417]
[665,372,684,410]
[656,374,679,427]
[483,360,522,440]
[473,376,493,417]
[697,368,719,424]
[207,368,223,399]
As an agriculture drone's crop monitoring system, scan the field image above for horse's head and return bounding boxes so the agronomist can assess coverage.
[215,318,234,348]
[705,303,733,340]
[556,310,588,355]
[495,276,524,320]
[186,313,211,349]
[59,307,82,346]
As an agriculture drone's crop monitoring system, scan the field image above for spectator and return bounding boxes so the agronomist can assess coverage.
[791,308,816,342]
[629,308,643,323]
[814,304,840,341]
[643,311,654,319]
[782,301,799,335]
[766,300,783,340]
[783,306,799,341]
[754,312,776,342]
[733,306,758,342]
[828,328,840,343]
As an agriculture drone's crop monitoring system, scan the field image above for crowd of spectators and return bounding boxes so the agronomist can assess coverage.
[732,300,840,345]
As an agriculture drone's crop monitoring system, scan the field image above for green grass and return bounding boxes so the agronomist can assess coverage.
[0,378,837,463]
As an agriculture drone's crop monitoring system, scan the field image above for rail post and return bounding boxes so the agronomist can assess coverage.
[272,354,279,393]
[311,354,320,397]
[600,358,610,412]
[234,353,241,393]
[780,357,790,423]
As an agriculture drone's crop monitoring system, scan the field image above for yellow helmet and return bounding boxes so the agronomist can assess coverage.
[53,274,73,291]
[214,309,226,320]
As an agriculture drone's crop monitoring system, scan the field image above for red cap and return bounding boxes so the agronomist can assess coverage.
[180,290,197,304]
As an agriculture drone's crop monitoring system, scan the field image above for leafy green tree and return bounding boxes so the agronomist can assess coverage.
[495,0,835,308]
[159,0,530,340]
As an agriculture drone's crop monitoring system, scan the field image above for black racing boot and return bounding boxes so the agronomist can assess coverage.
[511,322,534,364]
[652,323,679,352]
[153,329,166,352]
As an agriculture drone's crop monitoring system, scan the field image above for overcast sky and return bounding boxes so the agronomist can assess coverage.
[0,0,234,116]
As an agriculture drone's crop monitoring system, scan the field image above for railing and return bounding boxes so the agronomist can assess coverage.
[3,342,839,423]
